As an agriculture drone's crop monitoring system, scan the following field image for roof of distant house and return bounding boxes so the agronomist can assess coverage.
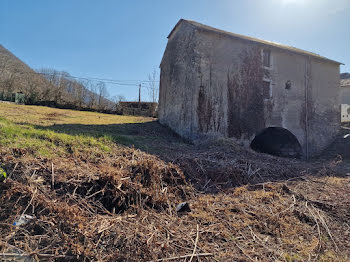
[168,19,343,65]
[341,72,350,79]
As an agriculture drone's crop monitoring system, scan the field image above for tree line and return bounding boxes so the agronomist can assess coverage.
[0,56,115,111]
[37,68,115,111]
[0,45,159,114]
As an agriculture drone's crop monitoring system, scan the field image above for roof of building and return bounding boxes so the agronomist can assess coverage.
[341,79,350,87]
[168,19,343,65]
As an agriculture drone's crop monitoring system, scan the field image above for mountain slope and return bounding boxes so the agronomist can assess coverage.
[0,44,49,102]
[0,44,114,110]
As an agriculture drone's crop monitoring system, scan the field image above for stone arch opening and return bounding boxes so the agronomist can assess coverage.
[250,127,302,158]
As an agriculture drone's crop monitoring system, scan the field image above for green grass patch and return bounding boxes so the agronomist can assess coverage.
[0,104,187,157]
[0,117,112,158]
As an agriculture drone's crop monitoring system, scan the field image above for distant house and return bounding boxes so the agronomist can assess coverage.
[0,91,25,104]
[159,19,342,158]
[341,72,350,79]
[118,102,157,117]
[341,79,350,104]
[13,92,25,104]
[341,79,350,122]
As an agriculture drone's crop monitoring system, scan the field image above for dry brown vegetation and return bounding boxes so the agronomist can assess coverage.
[0,104,349,261]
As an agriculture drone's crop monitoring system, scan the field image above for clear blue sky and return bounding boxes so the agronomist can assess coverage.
[1,0,349,101]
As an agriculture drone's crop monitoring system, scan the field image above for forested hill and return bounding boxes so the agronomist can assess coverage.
[0,44,114,111]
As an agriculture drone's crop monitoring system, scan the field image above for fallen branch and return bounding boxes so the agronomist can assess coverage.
[21,188,37,217]
[150,253,213,262]
[0,252,73,259]
[51,162,54,188]
[189,224,199,262]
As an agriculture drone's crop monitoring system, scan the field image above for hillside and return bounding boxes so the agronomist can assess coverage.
[0,45,114,110]
[0,44,49,103]
[0,104,349,261]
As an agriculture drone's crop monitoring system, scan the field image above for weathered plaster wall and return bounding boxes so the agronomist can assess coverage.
[159,22,198,138]
[159,23,340,157]
[265,48,308,153]
[308,59,340,156]
[185,29,266,143]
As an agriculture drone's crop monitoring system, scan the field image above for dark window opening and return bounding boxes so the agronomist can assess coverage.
[285,80,292,90]
[250,127,302,158]
[262,81,271,99]
[262,49,271,68]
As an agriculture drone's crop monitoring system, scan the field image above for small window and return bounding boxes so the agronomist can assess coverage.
[262,81,271,99]
[262,49,271,68]
[285,80,292,90]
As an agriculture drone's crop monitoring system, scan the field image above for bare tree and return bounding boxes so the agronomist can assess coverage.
[37,68,92,107]
[56,71,71,104]
[0,57,18,100]
[69,79,88,108]
[25,73,41,104]
[96,81,109,110]
[37,68,56,102]
[111,94,126,103]
[86,81,98,109]
[37,68,68,104]
[146,69,159,103]
[111,94,126,113]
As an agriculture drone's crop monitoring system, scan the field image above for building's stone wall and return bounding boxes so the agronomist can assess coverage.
[159,22,199,139]
[308,59,340,156]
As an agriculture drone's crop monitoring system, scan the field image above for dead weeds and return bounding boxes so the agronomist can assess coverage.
[1,142,349,261]
[0,106,349,261]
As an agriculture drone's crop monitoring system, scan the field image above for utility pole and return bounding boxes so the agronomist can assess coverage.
[138,84,141,103]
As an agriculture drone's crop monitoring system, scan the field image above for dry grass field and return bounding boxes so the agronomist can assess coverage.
[0,103,187,157]
[0,104,349,261]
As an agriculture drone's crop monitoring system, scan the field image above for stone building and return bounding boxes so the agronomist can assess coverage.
[159,19,342,158]
[118,101,158,117]
[340,79,350,122]
[341,79,350,104]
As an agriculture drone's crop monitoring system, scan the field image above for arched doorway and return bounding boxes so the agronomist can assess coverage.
[250,127,302,158]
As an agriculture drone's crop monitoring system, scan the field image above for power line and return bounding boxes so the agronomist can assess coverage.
[11,70,159,87]
[64,76,160,83]
[36,72,150,87]
[1,68,160,102]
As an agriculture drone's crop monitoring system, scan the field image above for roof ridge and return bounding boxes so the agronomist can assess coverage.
[169,19,342,65]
